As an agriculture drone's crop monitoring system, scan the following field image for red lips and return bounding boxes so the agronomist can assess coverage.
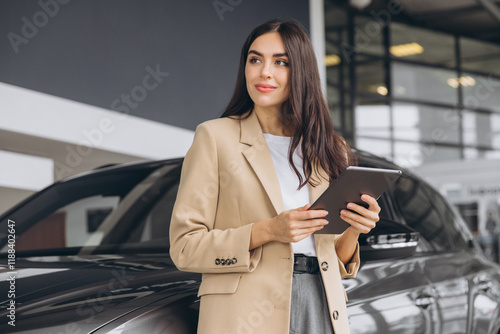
[255,83,277,93]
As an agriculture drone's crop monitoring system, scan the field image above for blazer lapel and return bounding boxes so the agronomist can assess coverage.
[239,111,330,215]
[240,111,284,215]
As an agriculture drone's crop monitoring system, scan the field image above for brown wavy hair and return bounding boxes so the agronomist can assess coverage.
[221,19,357,188]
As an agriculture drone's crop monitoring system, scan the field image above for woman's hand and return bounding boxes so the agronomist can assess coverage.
[270,204,329,243]
[249,204,328,250]
[340,194,380,235]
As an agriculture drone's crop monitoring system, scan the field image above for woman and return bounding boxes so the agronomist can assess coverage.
[169,19,380,334]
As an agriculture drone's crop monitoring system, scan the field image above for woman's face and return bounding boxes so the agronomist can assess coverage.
[245,32,290,110]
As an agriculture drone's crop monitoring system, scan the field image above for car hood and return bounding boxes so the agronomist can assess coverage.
[0,253,200,333]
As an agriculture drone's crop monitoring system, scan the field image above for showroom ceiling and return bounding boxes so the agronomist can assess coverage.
[359,0,500,43]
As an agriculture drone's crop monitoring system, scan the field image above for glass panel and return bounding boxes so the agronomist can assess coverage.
[463,111,500,149]
[464,147,500,160]
[325,44,350,90]
[326,58,341,86]
[355,138,392,161]
[354,16,384,56]
[356,56,386,95]
[327,86,340,106]
[485,150,500,159]
[460,37,500,76]
[393,175,452,252]
[393,103,460,143]
[462,73,500,113]
[392,62,458,105]
[324,1,348,45]
[391,22,455,67]
[355,103,391,139]
[394,141,460,168]
[464,148,479,160]
[343,63,350,90]
[327,87,342,128]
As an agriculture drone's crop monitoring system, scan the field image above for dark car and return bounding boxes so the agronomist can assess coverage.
[1,152,500,334]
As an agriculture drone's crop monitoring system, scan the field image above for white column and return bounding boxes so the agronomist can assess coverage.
[309,0,327,96]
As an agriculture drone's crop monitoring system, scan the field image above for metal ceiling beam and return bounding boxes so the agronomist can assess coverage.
[476,0,500,23]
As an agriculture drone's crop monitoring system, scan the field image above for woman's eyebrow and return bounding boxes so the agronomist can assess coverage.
[248,50,288,57]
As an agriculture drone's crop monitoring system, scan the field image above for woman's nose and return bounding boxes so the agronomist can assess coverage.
[260,62,272,79]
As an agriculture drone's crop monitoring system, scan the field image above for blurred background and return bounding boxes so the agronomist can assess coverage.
[1,0,499,260]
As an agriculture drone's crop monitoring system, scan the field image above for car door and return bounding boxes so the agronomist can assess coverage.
[393,174,500,334]
[393,176,470,333]
[346,182,439,334]
[346,253,436,334]
[423,182,500,334]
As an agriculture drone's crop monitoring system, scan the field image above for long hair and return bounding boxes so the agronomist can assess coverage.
[221,19,357,188]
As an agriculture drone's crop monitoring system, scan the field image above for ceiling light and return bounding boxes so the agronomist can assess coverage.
[349,0,372,10]
[376,86,388,96]
[325,54,341,67]
[459,76,476,86]
[390,42,424,57]
[447,78,460,88]
[447,76,476,88]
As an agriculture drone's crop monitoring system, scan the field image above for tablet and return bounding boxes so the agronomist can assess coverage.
[310,166,402,234]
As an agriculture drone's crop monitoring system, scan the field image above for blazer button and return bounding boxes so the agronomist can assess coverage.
[215,258,221,265]
[321,261,329,271]
[221,259,227,265]
[232,258,237,265]
[332,310,339,320]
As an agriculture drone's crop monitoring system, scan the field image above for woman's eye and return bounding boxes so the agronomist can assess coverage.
[249,58,261,64]
[276,60,289,66]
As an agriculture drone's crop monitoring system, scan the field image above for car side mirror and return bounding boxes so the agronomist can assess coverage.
[359,220,419,261]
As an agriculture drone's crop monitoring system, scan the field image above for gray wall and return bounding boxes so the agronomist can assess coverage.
[0,0,309,130]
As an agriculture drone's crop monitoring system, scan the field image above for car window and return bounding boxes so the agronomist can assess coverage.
[392,175,452,252]
[0,163,180,255]
[423,185,470,249]
[124,176,180,249]
[13,194,122,252]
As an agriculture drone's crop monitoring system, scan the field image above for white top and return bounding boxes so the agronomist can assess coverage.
[263,133,317,257]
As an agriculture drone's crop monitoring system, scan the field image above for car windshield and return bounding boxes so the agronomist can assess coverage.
[0,161,182,257]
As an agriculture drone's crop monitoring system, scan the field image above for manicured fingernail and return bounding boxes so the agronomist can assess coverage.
[347,203,354,209]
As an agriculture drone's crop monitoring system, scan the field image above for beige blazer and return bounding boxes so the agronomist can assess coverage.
[169,111,360,334]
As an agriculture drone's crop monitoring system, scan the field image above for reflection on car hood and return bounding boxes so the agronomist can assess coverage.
[0,253,200,333]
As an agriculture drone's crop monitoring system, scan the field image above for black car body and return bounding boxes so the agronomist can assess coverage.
[1,152,500,333]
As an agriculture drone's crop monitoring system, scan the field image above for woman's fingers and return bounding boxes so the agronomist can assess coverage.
[341,194,380,234]
[340,210,376,234]
[271,206,329,243]
[362,194,381,213]
[288,220,327,242]
[348,195,380,218]
[288,206,329,222]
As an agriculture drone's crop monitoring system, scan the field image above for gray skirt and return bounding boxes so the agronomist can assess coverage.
[289,272,335,334]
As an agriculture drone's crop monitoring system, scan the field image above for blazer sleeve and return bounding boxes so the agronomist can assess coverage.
[169,122,262,274]
[333,234,360,278]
